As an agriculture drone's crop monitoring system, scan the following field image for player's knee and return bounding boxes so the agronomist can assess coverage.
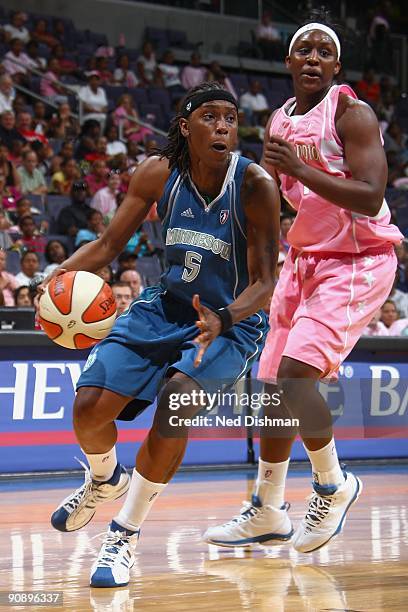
[73,389,106,430]
[152,373,203,438]
[277,358,316,403]
[158,372,203,415]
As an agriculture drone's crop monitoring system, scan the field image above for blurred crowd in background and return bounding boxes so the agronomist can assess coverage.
[0,4,406,335]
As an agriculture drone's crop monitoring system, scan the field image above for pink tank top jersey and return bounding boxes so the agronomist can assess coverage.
[270,84,403,253]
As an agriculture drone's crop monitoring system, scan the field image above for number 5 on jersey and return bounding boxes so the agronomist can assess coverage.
[182,251,202,282]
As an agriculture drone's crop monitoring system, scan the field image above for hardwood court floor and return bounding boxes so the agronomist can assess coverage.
[0,466,407,611]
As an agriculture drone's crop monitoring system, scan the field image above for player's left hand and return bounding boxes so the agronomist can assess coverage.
[264,135,304,177]
[192,294,222,367]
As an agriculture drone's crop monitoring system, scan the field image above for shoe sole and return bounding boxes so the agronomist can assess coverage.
[204,539,253,548]
[53,474,131,533]
[204,528,294,548]
[90,582,129,588]
[294,475,363,554]
[90,559,135,588]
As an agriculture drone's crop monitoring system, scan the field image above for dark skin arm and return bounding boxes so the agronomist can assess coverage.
[193,163,280,366]
[41,156,170,281]
[264,94,387,217]
[41,155,279,367]
[261,112,280,183]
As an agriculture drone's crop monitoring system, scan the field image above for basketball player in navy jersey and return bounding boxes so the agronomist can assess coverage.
[42,82,280,587]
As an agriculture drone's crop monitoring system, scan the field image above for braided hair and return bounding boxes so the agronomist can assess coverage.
[300,6,344,46]
[302,5,336,27]
[160,81,226,176]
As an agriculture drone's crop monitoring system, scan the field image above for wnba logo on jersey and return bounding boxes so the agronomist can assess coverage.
[220,210,229,224]
[83,348,98,372]
[295,141,321,163]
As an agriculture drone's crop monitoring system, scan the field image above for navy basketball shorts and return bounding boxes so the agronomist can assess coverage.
[77,286,268,417]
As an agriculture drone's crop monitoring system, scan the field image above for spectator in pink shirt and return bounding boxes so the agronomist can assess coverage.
[181,52,207,90]
[3,38,29,82]
[40,58,68,104]
[113,94,152,144]
[90,171,121,223]
[85,159,108,196]
[0,248,19,305]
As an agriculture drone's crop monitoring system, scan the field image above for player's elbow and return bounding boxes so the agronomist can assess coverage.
[257,275,275,302]
[99,233,119,260]
[366,193,384,217]
[248,273,274,301]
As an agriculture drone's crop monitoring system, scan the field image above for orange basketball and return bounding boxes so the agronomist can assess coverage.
[39,271,117,349]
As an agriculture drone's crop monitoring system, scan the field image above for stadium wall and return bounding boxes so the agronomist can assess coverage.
[0,333,407,474]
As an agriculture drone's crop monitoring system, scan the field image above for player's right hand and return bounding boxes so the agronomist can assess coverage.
[33,268,67,316]
[265,135,304,177]
[192,294,222,367]
[36,267,67,295]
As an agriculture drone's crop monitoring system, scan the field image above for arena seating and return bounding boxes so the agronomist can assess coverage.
[0,3,405,316]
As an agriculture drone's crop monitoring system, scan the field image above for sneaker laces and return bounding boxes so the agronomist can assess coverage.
[62,458,95,513]
[303,492,333,531]
[94,531,134,568]
[220,498,289,528]
[226,500,261,526]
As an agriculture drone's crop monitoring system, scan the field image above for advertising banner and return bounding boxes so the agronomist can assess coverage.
[0,355,407,472]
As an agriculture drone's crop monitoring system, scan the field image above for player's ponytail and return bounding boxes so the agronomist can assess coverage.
[160,81,226,176]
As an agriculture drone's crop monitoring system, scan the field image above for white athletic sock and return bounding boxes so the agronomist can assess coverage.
[85,447,117,482]
[304,439,345,487]
[114,468,167,532]
[254,458,290,509]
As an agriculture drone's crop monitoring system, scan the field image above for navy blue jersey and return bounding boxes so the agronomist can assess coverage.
[78,155,269,406]
[157,153,253,310]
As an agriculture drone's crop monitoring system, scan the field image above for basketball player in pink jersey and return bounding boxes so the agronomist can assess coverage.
[204,11,403,553]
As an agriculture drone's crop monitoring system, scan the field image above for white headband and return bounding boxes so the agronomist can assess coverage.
[289,23,341,59]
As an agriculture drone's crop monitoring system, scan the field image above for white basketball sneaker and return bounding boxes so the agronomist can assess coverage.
[51,461,130,532]
[90,520,139,588]
[292,471,362,553]
[202,494,294,547]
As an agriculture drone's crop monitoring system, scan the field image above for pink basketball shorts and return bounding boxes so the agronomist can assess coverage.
[258,245,397,381]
